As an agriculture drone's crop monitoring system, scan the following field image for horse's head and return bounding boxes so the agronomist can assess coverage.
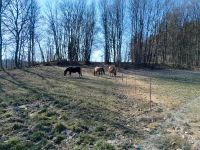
[108,66,114,72]
[64,68,68,76]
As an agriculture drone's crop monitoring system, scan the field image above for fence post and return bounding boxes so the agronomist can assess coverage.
[126,76,127,85]
[135,77,136,94]
[122,73,123,82]
[150,78,152,111]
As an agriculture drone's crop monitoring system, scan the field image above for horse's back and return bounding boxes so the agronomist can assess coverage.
[66,66,81,72]
[74,66,81,70]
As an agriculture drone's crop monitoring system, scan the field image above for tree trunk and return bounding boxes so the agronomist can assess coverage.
[37,38,45,63]
[15,35,20,68]
[0,0,2,69]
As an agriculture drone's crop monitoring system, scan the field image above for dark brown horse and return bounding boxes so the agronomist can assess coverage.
[64,67,82,77]
[94,67,105,76]
[108,66,117,77]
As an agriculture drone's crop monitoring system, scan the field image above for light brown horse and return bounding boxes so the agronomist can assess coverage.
[108,66,117,77]
[94,67,105,76]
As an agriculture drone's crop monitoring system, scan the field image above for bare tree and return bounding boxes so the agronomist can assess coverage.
[107,0,125,65]
[81,2,96,64]
[27,0,39,66]
[3,0,31,68]
[36,35,45,64]
[0,0,2,68]
[60,0,86,63]
[99,0,111,64]
[0,0,11,69]
[45,1,63,62]
[129,0,147,65]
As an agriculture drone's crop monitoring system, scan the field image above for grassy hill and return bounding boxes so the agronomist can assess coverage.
[0,66,199,149]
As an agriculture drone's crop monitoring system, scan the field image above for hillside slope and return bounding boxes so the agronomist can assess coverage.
[0,66,199,149]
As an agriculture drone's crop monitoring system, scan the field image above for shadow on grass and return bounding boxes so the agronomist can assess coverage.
[0,84,5,93]
[65,99,139,136]
[2,70,57,103]
[23,67,93,83]
[1,68,141,139]
[155,75,200,85]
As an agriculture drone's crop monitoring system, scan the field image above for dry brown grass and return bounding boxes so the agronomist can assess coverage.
[115,68,200,148]
[0,66,199,149]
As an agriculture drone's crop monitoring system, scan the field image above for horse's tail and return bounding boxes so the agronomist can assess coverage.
[94,70,95,76]
[114,71,116,76]
[114,68,117,76]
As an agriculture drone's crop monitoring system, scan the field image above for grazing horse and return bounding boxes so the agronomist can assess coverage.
[94,67,105,76]
[64,67,82,77]
[108,66,117,77]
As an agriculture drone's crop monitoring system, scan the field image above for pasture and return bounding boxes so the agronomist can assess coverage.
[0,66,199,150]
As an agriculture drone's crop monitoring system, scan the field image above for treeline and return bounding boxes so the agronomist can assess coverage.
[128,0,200,68]
[0,0,199,69]
[0,0,96,68]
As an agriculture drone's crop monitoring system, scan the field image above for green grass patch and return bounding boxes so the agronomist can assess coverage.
[54,122,67,133]
[76,133,96,145]
[54,135,65,144]
[0,137,27,150]
[94,140,115,150]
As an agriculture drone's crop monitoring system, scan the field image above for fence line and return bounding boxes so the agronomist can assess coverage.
[117,73,153,112]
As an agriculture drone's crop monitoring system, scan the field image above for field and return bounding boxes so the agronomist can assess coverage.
[0,66,199,150]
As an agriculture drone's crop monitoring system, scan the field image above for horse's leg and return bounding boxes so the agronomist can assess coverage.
[66,71,68,76]
[79,71,82,77]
